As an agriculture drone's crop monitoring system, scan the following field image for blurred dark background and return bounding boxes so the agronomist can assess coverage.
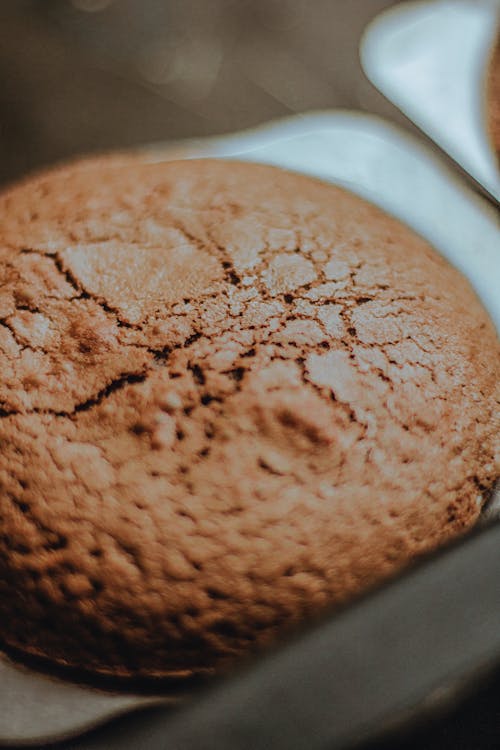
[0,0,404,186]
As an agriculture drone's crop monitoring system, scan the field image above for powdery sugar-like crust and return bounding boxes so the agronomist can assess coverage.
[0,158,498,681]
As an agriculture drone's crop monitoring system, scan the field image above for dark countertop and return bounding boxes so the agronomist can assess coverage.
[0,0,408,186]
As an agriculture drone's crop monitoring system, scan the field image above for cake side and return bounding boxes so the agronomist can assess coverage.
[487,36,500,161]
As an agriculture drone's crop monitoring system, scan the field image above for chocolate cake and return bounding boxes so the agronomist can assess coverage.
[0,158,498,681]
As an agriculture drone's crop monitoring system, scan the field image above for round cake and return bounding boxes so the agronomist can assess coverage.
[0,158,498,681]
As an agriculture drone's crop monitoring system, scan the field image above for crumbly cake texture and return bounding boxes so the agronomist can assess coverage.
[0,158,498,681]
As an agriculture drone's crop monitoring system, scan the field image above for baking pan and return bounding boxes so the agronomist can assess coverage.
[53,516,500,750]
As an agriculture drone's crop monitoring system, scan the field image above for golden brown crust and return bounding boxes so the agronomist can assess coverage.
[0,158,498,681]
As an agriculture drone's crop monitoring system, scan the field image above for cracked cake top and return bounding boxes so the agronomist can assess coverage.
[0,158,498,682]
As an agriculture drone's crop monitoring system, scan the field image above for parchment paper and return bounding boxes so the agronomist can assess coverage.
[361,0,500,201]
